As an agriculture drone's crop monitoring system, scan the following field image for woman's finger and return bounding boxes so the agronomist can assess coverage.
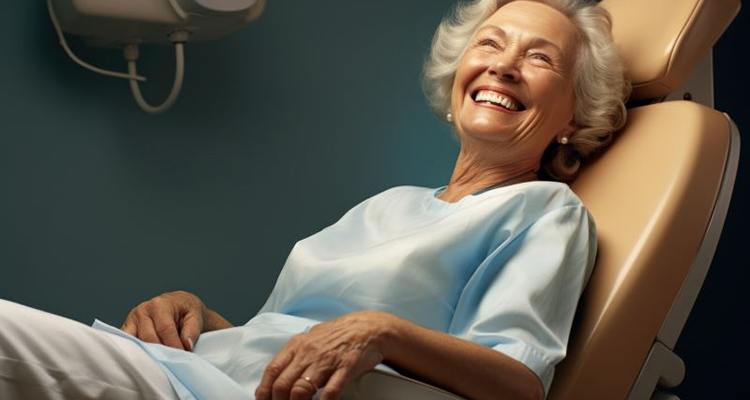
[319,366,354,400]
[135,316,161,344]
[152,308,185,350]
[271,356,309,400]
[289,365,327,400]
[178,310,202,351]
[255,350,294,400]
[121,312,137,336]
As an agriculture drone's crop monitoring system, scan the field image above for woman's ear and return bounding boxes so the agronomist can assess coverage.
[557,119,578,143]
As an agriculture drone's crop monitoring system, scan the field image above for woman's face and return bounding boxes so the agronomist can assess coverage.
[450,0,579,164]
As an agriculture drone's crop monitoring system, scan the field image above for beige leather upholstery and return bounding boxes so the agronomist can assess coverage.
[542,1,742,397]
[548,101,732,400]
[601,0,740,100]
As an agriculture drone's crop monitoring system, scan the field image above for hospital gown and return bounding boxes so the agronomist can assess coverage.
[93,180,596,399]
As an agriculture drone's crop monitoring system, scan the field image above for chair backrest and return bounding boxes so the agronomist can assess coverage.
[548,1,741,399]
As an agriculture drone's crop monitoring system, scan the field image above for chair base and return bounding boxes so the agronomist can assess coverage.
[627,341,685,400]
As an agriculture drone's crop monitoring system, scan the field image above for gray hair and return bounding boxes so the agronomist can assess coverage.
[422,0,631,181]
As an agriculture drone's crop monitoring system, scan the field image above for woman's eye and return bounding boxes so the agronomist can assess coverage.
[477,38,501,49]
[529,53,552,64]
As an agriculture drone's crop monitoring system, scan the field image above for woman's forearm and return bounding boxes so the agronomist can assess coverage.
[380,313,544,400]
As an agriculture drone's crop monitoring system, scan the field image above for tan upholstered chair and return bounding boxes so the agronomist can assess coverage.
[345,0,742,399]
[550,1,741,399]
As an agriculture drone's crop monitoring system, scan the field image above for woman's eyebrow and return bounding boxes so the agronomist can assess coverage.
[476,25,507,38]
[476,25,562,55]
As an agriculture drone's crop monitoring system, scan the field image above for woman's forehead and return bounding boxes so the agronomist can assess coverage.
[478,1,578,54]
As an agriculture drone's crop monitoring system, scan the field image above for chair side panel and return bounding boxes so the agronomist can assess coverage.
[549,101,731,400]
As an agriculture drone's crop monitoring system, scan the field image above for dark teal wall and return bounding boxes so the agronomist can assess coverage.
[1,0,457,325]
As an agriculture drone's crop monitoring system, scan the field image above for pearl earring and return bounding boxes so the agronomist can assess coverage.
[560,136,569,145]
[446,112,453,122]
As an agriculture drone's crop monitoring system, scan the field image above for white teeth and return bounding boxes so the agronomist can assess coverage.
[474,90,521,111]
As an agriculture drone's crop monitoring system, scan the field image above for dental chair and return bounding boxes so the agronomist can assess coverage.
[344,0,742,399]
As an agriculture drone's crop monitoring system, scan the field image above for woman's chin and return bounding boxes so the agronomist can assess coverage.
[459,122,516,143]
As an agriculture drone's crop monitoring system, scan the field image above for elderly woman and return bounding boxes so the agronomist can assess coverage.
[0,0,629,399]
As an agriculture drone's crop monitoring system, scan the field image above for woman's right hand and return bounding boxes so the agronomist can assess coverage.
[121,290,206,351]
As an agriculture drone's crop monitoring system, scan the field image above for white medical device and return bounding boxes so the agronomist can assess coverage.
[47,0,267,114]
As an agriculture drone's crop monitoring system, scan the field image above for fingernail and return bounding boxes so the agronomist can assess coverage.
[187,338,194,351]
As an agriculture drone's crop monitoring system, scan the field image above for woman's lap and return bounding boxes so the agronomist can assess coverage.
[0,299,178,400]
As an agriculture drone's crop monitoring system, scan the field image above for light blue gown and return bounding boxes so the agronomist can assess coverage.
[93,181,596,399]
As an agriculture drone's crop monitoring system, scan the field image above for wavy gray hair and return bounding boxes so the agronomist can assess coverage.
[422,0,631,181]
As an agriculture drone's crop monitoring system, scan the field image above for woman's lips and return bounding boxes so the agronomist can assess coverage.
[469,88,526,113]
[470,95,524,114]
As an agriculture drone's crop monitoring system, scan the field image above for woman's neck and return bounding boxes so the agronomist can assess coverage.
[438,150,539,203]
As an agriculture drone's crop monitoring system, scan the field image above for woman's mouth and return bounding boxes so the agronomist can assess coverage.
[471,89,526,112]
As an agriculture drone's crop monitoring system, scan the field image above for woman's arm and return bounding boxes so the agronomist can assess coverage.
[381,312,544,400]
[255,310,543,400]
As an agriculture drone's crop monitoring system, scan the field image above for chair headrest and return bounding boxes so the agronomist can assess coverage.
[600,0,741,100]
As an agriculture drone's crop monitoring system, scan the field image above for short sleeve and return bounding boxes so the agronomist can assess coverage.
[449,204,597,398]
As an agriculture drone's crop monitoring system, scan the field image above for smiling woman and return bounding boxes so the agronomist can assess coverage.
[0,1,629,400]
[424,0,629,185]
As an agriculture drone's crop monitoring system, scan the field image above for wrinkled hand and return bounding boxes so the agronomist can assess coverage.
[255,310,399,400]
[121,290,206,351]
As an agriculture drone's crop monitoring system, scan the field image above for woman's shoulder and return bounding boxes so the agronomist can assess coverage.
[512,180,584,206]
[333,185,428,219]
[358,182,587,217]
[477,180,586,211]
[474,180,595,235]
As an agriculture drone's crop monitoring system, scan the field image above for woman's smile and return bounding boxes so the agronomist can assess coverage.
[470,87,527,113]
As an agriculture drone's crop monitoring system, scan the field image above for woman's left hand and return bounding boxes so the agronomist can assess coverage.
[254,310,399,400]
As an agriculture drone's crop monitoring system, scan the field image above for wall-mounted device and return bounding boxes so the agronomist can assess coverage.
[47,0,267,114]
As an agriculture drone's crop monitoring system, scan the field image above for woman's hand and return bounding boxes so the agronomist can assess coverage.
[121,290,207,351]
[255,310,400,400]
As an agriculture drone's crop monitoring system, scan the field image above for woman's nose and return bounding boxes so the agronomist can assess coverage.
[487,53,521,82]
